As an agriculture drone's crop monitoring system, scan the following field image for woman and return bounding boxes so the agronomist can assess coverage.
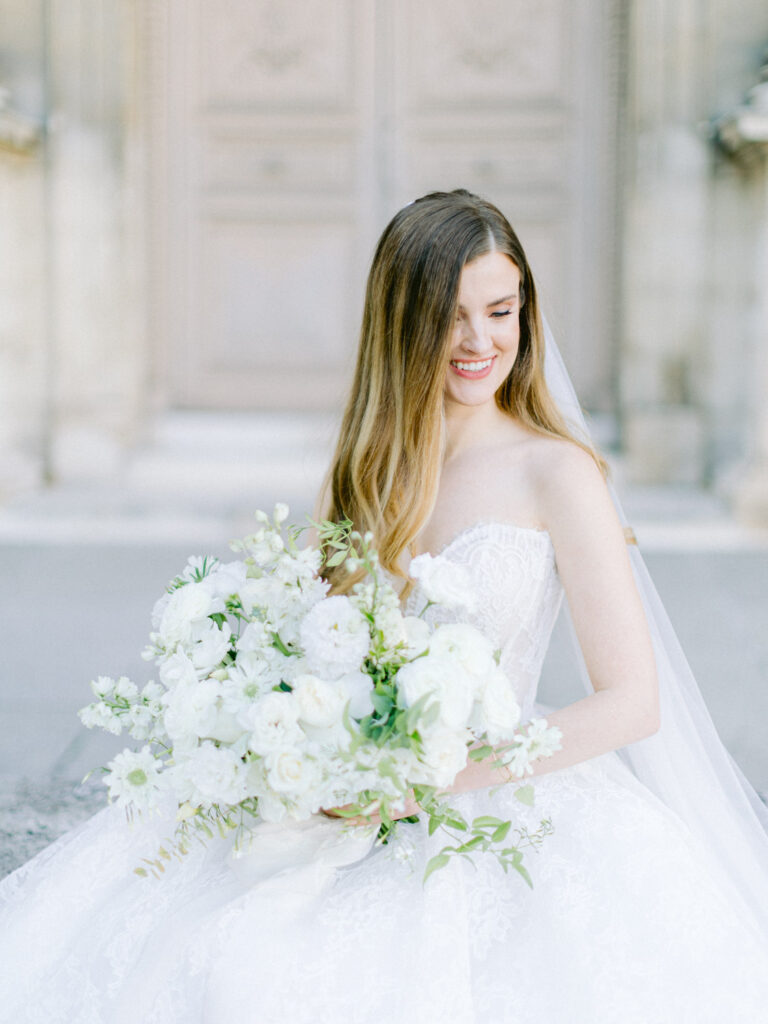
[1,189,767,1023]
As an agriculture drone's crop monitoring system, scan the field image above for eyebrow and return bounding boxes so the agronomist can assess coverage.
[457,293,518,311]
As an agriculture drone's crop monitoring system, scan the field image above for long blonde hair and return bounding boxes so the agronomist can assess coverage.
[323,189,604,590]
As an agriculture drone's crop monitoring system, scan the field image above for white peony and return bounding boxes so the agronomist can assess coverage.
[157,582,224,648]
[292,674,346,729]
[161,679,222,745]
[413,729,470,788]
[106,746,164,810]
[244,691,304,756]
[188,621,232,676]
[408,553,477,613]
[158,650,199,689]
[170,742,248,807]
[299,595,370,677]
[396,654,474,731]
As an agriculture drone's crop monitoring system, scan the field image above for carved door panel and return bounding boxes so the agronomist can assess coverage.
[387,0,622,412]
[156,0,377,411]
[152,0,620,414]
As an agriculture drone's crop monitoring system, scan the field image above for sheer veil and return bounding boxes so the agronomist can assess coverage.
[541,315,768,941]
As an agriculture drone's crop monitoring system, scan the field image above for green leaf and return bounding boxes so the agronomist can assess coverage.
[423,852,451,883]
[133,866,148,877]
[427,814,442,837]
[512,861,533,889]
[468,744,494,762]
[492,822,512,843]
[472,815,504,829]
[457,835,485,853]
[514,784,535,807]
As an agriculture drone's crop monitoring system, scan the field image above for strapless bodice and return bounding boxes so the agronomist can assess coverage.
[405,521,563,721]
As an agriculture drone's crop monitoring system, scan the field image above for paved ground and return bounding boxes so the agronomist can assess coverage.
[1,481,767,879]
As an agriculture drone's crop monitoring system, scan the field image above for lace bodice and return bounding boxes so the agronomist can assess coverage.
[405,522,563,722]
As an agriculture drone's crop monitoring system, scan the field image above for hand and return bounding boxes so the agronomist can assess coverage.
[321,794,420,827]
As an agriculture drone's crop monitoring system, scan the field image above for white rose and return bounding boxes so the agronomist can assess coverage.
[293,674,345,729]
[396,654,474,731]
[475,667,522,743]
[244,692,304,755]
[408,553,477,613]
[413,729,470,788]
[265,749,319,795]
[299,595,370,677]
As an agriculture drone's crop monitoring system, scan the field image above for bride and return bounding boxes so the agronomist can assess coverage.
[1,189,768,1023]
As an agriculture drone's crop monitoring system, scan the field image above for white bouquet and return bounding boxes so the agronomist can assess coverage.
[79,506,562,884]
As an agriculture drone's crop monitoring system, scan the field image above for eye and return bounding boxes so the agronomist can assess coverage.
[490,309,513,318]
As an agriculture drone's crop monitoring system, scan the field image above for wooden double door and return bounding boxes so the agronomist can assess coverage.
[150,0,622,413]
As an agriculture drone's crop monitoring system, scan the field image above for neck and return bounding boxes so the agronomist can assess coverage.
[443,396,508,460]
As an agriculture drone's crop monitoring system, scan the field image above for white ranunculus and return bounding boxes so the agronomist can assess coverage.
[244,691,304,756]
[170,742,248,807]
[157,582,224,647]
[265,748,319,795]
[429,623,495,683]
[189,621,232,676]
[293,674,346,729]
[106,746,164,810]
[413,729,470,788]
[300,595,370,677]
[396,654,474,731]
[476,667,522,743]
[408,553,477,613]
[161,679,221,744]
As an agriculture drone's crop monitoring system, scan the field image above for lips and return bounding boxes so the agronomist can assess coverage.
[449,356,496,379]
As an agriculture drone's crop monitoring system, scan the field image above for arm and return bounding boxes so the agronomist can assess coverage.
[450,442,660,796]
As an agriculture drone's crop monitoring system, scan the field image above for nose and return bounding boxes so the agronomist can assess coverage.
[459,316,489,353]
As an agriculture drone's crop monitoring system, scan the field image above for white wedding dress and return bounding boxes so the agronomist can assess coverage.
[2,521,768,1024]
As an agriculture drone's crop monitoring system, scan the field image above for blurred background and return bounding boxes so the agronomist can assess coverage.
[1,0,768,873]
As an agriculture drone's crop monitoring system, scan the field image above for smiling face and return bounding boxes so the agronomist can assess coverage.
[444,250,522,410]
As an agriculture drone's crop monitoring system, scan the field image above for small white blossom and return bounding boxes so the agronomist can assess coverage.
[106,747,164,810]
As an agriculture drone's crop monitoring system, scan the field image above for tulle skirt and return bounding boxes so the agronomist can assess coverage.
[2,749,768,1024]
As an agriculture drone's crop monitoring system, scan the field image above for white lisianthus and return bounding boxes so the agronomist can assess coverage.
[171,742,248,807]
[300,595,370,677]
[106,747,164,810]
[396,654,474,731]
[265,748,320,795]
[475,667,522,743]
[161,679,222,744]
[293,674,346,729]
[429,623,495,682]
[244,691,304,755]
[408,553,477,613]
[413,729,470,788]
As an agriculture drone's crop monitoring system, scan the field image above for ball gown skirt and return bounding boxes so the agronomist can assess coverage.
[1,522,767,1023]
